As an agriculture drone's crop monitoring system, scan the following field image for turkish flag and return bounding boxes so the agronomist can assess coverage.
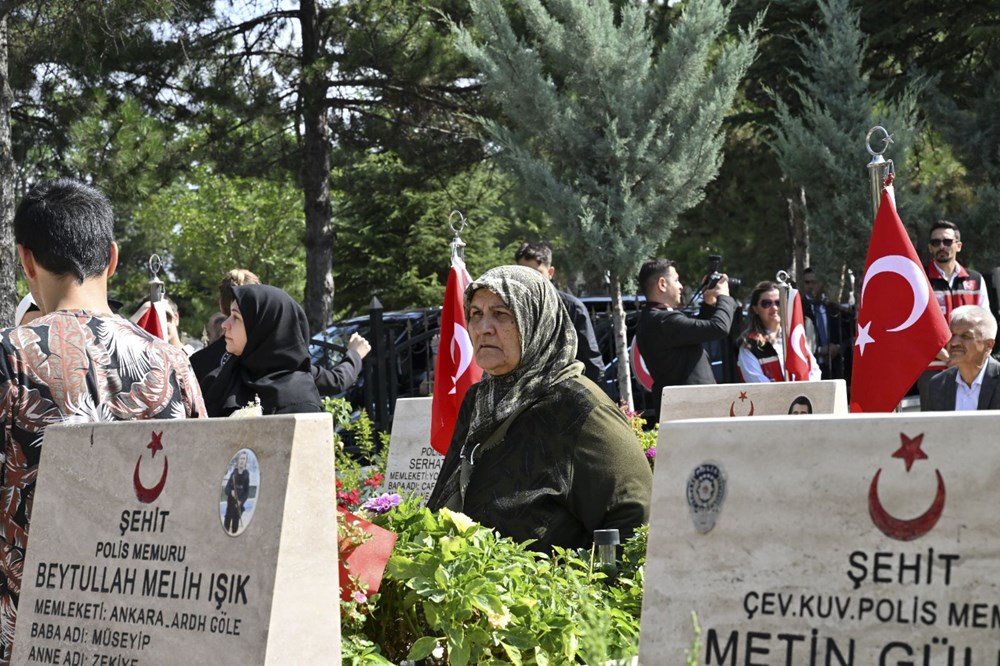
[850,187,950,412]
[430,257,482,454]
[783,288,813,381]
[136,301,168,340]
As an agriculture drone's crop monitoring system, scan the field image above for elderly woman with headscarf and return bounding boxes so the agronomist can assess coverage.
[427,266,652,553]
[202,284,322,417]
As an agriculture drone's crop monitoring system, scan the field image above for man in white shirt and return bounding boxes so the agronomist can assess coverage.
[924,305,1000,411]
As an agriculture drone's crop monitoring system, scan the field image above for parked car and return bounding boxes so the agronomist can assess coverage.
[310,307,442,437]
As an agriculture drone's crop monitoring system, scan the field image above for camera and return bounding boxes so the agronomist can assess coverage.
[704,254,741,292]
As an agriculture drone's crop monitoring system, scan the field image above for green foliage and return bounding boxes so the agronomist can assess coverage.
[768,0,924,277]
[355,502,644,665]
[333,395,680,666]
[130,165,306,336]
[332,153,542,315]
[453,0,760,281]
[326,397,390,510]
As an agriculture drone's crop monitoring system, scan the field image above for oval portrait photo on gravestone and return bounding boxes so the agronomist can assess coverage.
[219,448,260,537]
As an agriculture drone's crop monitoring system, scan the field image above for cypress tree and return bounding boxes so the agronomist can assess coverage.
[454,0,758,407]
[769,0,923,288]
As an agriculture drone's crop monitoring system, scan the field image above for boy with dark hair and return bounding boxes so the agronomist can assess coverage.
[1,178,205,659]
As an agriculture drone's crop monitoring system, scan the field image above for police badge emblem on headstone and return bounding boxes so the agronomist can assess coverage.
[686,461,727,534]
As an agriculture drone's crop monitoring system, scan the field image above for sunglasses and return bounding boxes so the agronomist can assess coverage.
[757,299,780,309]
[930,238,956,247]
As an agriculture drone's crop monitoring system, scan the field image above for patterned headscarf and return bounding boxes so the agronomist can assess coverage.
[463,265,580,448]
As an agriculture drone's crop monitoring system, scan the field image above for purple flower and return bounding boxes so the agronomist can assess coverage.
[352,590,367,604]
[361,492,402,514]
[645,447,656,460]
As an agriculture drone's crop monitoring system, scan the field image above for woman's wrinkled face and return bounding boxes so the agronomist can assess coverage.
[222,301,248,356]
[468,288,521,376]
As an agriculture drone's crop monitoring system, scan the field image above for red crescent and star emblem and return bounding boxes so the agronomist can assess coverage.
[133,430,169,503]
[868,432,945,541]
[729,390,755,417]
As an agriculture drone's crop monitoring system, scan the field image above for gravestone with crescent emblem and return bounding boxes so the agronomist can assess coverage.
[12,414,340,665]
[384,397,441,501]
[658,379,847,422]
[639,411,1000,664]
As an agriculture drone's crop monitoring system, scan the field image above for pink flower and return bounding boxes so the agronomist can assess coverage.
[361,493,402,514]
[645,447,656,460]
[352,590,367,604]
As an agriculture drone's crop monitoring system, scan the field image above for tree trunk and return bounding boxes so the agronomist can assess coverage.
[299,0,334,333]
[787,184,809,279]
[0,15,16,327]
[609,271,634,411]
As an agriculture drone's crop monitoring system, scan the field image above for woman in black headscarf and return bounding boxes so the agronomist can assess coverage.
[203,284,322,417]
[427,266,652,552]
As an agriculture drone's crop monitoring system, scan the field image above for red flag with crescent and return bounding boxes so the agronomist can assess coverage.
[850,186,950,412]
[430,257,482,454]
[782,288,813,381]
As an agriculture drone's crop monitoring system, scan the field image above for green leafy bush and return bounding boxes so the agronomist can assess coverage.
[329,398,696,665]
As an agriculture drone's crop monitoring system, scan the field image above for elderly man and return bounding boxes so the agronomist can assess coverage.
[923,305,1000,411]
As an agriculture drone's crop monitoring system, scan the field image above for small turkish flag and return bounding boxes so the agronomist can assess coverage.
[783,288,813,381]
[136,301,168,340]
[850,186,950,412]
[430,257,482,454]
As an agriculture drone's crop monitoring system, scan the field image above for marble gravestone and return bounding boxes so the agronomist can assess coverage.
[659,379,848,422]
[384,397,441,502]
[13,414,340,666]
[639,411,1000,665]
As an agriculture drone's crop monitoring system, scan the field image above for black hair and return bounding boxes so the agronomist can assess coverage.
[929,220,960,241]
[638,258,676,297]
[788,395,813,414]
[740,280,781,348]
[13,178,114,284]
[514,241,554,267]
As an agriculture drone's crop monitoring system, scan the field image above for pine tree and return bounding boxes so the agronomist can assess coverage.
[769,0,923,286]
[453,0,759,407]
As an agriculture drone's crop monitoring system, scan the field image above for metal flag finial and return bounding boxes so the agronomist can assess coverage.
[147,254,165,303]
[865,126,895,222]
[448,210,468,263]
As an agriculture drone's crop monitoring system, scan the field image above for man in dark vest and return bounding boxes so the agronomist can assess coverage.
[918,220,989,404]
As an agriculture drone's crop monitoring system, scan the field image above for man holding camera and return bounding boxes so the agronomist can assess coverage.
[637,258,738,420]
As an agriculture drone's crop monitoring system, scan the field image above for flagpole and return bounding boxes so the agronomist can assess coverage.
[865,126,894,222]
[775,269,792,381]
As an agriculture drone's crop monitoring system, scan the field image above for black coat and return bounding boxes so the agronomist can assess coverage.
[636,297,738,416]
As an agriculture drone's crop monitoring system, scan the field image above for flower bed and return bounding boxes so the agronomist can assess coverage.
[330,399,697,665]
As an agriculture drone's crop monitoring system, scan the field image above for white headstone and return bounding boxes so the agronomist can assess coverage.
[13,414,340,666]
[639,411,1000,664]
[659,379,847,422]
[384,397,441,501]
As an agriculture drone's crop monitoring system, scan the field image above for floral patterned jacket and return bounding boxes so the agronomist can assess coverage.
[0,310,205,661]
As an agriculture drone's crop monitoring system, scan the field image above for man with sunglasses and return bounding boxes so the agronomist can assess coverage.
[918,220,989,404]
